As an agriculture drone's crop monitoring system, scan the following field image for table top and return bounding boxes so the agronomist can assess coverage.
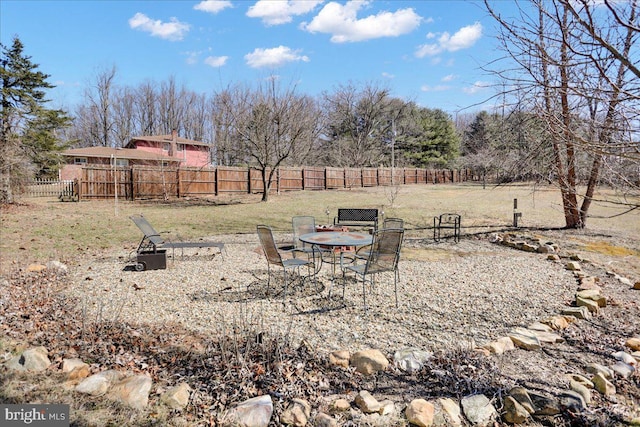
[299,231,372,247]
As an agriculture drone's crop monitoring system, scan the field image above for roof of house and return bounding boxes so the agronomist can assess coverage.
[126,134,210,148]
[62,147,181,162]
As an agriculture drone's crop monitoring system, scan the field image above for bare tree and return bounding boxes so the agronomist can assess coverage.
[213,78,321,201]
[111,86,135,147]
[84,66,117,146]
[486,0,639,228]
[320,82,396,167]
[134,80,158,135]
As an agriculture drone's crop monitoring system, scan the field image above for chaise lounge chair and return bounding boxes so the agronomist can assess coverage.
[130,214,225,267]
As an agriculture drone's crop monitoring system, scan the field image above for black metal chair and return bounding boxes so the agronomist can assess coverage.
[256,225,315,302]
[342,227,404,310]
[356,217,404,260]
[433,213,461,242]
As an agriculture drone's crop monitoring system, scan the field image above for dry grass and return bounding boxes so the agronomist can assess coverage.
[1,183,638,274]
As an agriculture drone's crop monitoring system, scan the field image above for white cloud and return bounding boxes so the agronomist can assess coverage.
[194,1,233,14]
[244,46,310,68]
[462,81,490,94]
[247,0,324,26]
[301,0,422,43]
[129,13,190,41]
[204,55,229,67]
[441,74,457,82]
[421,85,450,92]
[382,72,395,79]
[415,22,482,57]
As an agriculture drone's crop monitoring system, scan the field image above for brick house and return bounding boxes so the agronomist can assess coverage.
[60,130,211,180]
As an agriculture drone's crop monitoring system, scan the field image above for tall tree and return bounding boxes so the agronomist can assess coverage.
[213,79,321,201]
[320,82,396,167]
[1,36,70,202]
[402,108,459,168]
[486,0,639,228]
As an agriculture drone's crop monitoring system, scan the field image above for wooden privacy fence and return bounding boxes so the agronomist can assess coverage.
[71,165,474,200]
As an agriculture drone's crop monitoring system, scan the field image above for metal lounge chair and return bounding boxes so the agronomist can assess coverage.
[256,225,315,302]
[342,227,404,310]
[130,214,225,269]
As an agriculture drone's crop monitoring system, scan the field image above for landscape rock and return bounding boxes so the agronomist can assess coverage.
[566,374,593,389]
[393,347,432,373]
[585,363,614,379]
[610,361,635,379]
[461,394,497,426]
[559,390,586,412]
[27,264,46,272]
[350,349,388,375]
[354,390,380,414]
[330,399,350,413]
[405,399,434,427]
[561,306,592,320]
[612,350,637,366]
[592,372,616,395]
[224,395,273,427]
[483,336,515,355]
[161,383,191,410]
[329,350,350,368]
[625,337,640,351]
[566,261,581,271]
[569,380,592,405]
[503,396,530,424]
[6,346,51,372]
[108,374,152,410]
[314,413,337,427]
[540,315,572,330]
[76,371,119,396]
[508,387,535,414]
[280,398,311,426]
[508,328,542,350]
[433,397,462,427]
[576,289,606,307]
[576,296,599,313]
[528,391,561,416]
[378,400,395,416]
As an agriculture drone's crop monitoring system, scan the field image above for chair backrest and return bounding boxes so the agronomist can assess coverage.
[257,225,284,267]
[365,228,404,274]
[130,214,165,246]
[292,216,316,250]
[382,217,404,229]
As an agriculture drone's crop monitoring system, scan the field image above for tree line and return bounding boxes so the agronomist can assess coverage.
[2,0,638,226]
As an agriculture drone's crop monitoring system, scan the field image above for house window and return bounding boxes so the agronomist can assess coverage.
[163,143,170,151]
[74,157,87,164]
[115,159,129,167]
[161,161,171,167]
[177,144,184,152]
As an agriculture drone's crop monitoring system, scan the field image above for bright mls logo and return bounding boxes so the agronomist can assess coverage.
[1,404,69,426]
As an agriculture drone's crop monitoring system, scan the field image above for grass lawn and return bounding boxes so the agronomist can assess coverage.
[1,182,638,274]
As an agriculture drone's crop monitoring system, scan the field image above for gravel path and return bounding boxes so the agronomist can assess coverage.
[65,233,580,355]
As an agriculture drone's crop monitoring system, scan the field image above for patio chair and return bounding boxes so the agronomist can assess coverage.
[342,227,404,310]
[433,213,461,243]
[130,214,225,263]
[256,225,315,303]
[356,217,404,260]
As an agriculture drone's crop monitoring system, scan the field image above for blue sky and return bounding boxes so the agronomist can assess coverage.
[1,0,512,115]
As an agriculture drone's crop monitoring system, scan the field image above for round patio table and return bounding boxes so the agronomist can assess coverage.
[298,231,373,291]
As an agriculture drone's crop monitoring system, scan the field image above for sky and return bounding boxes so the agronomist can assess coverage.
[1,0,515,116]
